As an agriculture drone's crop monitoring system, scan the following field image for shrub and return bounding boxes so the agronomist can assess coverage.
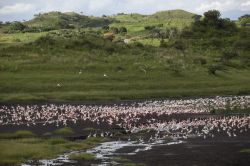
[102,25,109,31]
[14,130,36,138]
[173,40,186,51]
[119,27,127,33]
[54,127,75,136]
[193,58,207,65]
[233,39,250,51]
[10,22,27,31]
[0,132,37,139]
[35,35,56,46]
[221,50,239,63]
[111,27,119,34]
[144,25,156,30]
[208,64,225,75]
[210,37,223,48]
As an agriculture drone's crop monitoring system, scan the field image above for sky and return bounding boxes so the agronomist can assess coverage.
[0,0,250,22]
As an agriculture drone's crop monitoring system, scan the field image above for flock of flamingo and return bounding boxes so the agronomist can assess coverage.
[0,95,250,140]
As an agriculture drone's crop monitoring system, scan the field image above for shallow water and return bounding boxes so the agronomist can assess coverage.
[86,139,183,166]
[22,139,183,166]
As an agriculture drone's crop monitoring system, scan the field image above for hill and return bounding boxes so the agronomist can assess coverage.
[25,11,113,29]
[0,9,250,102]
[109,9,196,36]
[149,9,195,20]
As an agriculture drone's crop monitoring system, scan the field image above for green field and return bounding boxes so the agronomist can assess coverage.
[0,10,250,102]
[0,129,105,166]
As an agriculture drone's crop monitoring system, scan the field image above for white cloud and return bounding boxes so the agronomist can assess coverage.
[0,3,33,15]
[195,0,244,13]
[241,1,250,6]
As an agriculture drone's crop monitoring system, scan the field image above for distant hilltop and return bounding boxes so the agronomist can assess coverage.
[20,9,197,30]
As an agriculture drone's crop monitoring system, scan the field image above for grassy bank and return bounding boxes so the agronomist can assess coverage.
[0,129,105,166]
[0,34,250,102]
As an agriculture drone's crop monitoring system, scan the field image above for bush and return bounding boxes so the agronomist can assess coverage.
[0,130,36,139]
[193,58,207,65]
[233,39,250,51]
[119,27,127,33]
[54,127,75,136]
[210,37,223,48]
[173,40,186,51]
[35,35,56,46]
[14,130,36,138]
[208,64,225,75]
[189,10,238,38]
[111,27,119,34]
[10,22,27,31]
[144,25,156,30]
[221,50,239,62]
[102,25,109,31]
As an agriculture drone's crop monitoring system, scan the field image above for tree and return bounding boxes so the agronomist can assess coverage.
[10,21,27,31]
[239,14,250,26]
[185,10,237,38]
[204,10,221,23]
[239,14,250,20]
[193,15,202,22]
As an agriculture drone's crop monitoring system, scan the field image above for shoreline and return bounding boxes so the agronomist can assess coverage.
[0,94,249,106]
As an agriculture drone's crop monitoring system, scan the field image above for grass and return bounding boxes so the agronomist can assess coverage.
[53,127,75,136]
[0,134,105,166]
[240,149,250,153]
[0,13,250,102]
[0,130,36,139]
[0,32,47,43]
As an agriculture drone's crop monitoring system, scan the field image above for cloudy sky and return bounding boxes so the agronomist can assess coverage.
[0,0,250,22]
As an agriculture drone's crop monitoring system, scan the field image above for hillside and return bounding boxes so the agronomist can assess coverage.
[111,9,196,24]
[109,9,196,36]
[0,9,249,102]
[149,9,195,20]
[25,11,113,29]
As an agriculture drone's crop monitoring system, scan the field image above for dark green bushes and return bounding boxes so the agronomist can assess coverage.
[10,22,27,31]
[182,10,238,39]
[208,64,225,75]
[233,39,250,51]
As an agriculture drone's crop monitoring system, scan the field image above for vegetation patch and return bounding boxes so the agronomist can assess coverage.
[240,149,250,153]
[53,127,75,136]
[0,135,105,166]
[0,130,36,139]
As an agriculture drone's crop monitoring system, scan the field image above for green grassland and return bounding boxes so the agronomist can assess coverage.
[0,129,105,166]
[0,31,48,43]
[0,10,250,102]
